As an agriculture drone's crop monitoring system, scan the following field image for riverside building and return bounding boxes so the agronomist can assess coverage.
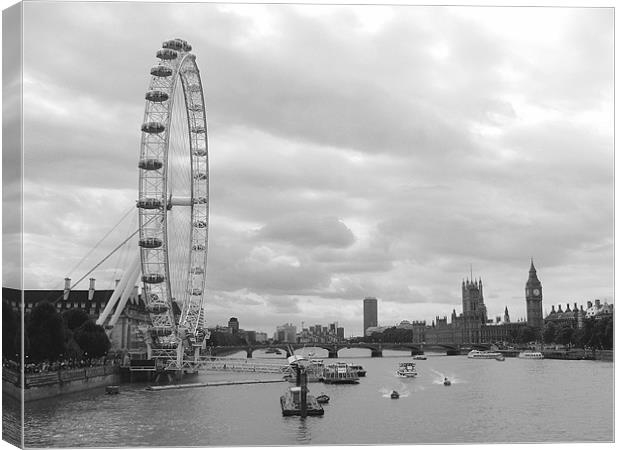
[363,297,378,336]
[423,261,544,345]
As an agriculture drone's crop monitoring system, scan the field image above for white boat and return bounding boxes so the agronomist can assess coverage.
[396,361,418,377]
[348,364,366,377]
[519,351,544,359]
[467,350,504,360]
[323,362,359,384]
[412,355,427,360]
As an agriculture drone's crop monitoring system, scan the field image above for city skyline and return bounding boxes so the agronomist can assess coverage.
[3,2,613,337]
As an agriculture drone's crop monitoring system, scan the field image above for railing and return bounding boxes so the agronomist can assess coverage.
[176,357,291,374]
[3,366,118,388]
[2,368,20,385]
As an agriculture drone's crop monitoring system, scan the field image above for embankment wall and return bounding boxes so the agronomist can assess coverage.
[3,366,120,402]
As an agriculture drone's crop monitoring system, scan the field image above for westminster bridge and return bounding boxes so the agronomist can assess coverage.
[208,342,494,358]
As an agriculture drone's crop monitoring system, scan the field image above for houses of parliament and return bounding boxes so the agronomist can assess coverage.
[419,260,544,345]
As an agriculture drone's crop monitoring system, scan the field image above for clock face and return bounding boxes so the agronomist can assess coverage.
[533,289,540,296]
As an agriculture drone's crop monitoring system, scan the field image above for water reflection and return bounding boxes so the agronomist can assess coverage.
[295,418,312,444]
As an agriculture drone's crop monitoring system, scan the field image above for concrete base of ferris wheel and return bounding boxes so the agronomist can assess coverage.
[146,378,286,391]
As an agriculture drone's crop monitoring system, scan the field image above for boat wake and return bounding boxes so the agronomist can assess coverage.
[430,369,462,385]
[380,387,410,398]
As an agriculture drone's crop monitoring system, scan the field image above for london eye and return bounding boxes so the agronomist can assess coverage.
[137,38,209,364]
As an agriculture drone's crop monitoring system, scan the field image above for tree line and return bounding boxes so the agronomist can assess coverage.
[350,318,613,349]
[3,300,111,363]
[543,318,612,349]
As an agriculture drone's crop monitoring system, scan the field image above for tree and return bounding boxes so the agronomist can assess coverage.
[603,318,613,349]
[27,301,66,362]
[542,322,557,344]
[73,320,111,358]
[63,308,90,330]
[554,326,575,346]
[588,317,613,350]
[205,330,245,347]
[571,327,587,348]
[380,327,413,343]
[516,326,538,344]
[2,301,19,359]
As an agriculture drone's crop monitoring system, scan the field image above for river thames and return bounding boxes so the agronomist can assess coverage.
[7,348,613,447]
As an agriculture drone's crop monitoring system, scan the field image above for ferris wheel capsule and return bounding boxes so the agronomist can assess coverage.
[156,48,178,60]
[137,198,163,209]
[145,90,169,103]
[141,122,165,134]
[142,274,165,284]
[139,237,163,248]
[151,65,173,77]
[138,158,163,171]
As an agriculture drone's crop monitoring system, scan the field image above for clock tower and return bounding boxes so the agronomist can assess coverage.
[525,259,544,329]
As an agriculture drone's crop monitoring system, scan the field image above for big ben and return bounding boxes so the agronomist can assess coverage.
[525,259,544,329]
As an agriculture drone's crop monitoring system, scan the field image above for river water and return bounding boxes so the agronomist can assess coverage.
[8,348,614,447]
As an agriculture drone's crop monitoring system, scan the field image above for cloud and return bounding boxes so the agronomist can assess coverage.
[255,213,355,248]
[7,3,613,337]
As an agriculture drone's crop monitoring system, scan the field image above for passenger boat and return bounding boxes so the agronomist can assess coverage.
[519,351,544,359]
[280,386,324,416]
[315,393,330,404]
[390,390,400,399]
[322,362,360,384]
[412,355,427,360]
[467,350,504,359]
[348,364,367,377]
[396,361,418,378]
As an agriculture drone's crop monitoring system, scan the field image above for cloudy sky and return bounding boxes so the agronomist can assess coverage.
[2,1,614,337]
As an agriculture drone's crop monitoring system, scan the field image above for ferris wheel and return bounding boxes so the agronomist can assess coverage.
[137,38,209,362]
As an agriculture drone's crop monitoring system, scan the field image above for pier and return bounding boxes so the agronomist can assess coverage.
[146,378,286,391]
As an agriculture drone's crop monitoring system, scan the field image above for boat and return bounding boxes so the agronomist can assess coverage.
[322,362,360,384]
[316,393,330,404]
[396,361,418,378]
[467,350,504,359]
[265,348,279,354]
[390,390,400,399]
[443,378,451,386]
[412,355,427,360]
[519,351,544,359]
[105,385,120,395]
[495,354,506,361]
[280,386,324,416]
[348,364,367,377]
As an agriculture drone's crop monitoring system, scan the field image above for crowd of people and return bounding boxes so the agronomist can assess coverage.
[3,355,123,374]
